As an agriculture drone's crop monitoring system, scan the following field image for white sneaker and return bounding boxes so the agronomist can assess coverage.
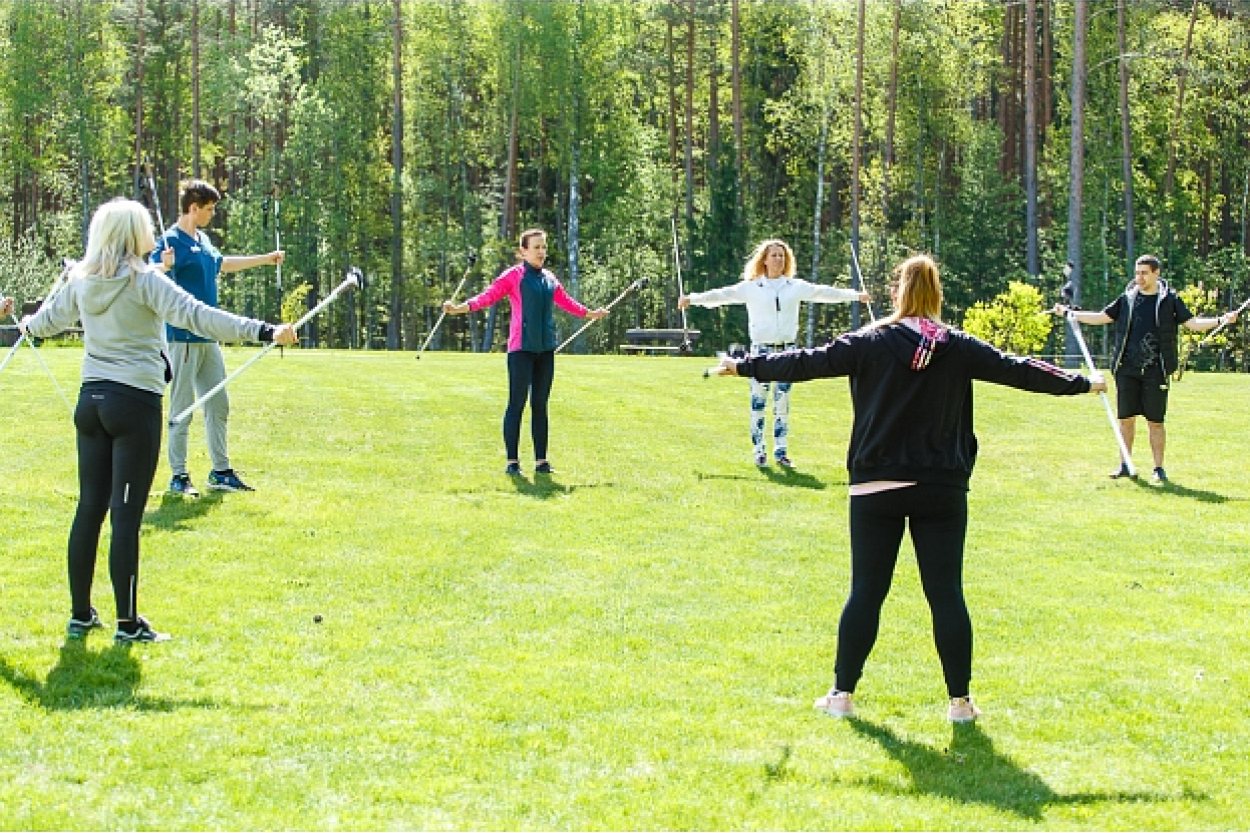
[947,695,983,723]
[814,689,854,718]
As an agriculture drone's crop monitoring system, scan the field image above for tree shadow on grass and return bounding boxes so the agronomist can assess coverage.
[844,719,1184,821]
[143,491,224,532]
[0,639,220,712]
[1127,476,1237,504]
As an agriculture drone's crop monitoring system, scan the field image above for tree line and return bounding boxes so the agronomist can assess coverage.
[1,0,1248,361]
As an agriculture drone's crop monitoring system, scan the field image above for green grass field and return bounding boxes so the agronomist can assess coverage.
[2,345,1248,830]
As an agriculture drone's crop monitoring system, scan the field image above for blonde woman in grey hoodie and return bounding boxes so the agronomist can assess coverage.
[20,198,296,643]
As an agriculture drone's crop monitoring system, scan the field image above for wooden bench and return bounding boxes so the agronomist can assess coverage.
[620,328,701,354]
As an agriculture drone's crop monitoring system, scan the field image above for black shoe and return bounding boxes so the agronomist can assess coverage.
[1152,466,1168,483]
[534,461,554,474]
[67,607,103,638]
[208,469,254,492]
[114,616,170,643]
[1109,463,1133,479]
[504,462,522,476]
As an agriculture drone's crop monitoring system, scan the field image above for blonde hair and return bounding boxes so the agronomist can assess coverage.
[876,254,944,327]
[741,239,796,281]
[74,198,157,281]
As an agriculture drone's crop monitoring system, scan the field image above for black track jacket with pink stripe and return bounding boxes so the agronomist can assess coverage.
[737,321,1091,489]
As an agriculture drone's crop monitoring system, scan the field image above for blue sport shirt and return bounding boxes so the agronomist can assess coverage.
[151,226,224,343]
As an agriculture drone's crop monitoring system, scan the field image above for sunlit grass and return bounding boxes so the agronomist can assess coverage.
[2,345,1248,829]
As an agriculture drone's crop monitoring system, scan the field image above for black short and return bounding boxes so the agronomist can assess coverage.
[1116,370,1169,423]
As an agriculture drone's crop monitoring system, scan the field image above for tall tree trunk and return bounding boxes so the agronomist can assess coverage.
[1025,0,1038,277]
[388,0,404,350]
[731,0,743,210]
[490,21,523,353]
[808,99,830,349]
[684,0,695,229]
[877,0,900,287]
[666,12,677,178]
[1116,0,1135,276]
[708,2,719,194]
[1065,0,1088,366]
[1162,0,1199,258]
[567,0,584,352]
[192,0,200,177]
[850,0,866,330]
[133,0,146,199]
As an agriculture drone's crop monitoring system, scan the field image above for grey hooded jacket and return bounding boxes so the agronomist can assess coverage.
[25,263,267,396]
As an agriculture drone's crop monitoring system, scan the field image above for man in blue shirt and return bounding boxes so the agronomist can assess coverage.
[153,180,284,496]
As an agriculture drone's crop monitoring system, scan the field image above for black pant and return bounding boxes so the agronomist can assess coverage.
[68,383,163,622]
[503,350,555,461]
[836,484,972,698]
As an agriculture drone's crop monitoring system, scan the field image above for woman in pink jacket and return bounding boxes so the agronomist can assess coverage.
[444,228,607,475]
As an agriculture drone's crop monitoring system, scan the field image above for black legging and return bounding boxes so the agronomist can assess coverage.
[503,349,555,461]
[68,382,163,623]
[836,484,973,698]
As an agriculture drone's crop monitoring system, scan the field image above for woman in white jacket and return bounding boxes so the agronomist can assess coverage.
[680,239,868,467]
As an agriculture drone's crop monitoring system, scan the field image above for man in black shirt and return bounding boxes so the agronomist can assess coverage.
[1058,255,1237,482]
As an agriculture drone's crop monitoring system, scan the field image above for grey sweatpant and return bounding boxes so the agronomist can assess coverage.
[167,341,230,476]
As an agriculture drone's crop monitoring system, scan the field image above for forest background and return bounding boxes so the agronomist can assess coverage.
[1,0,1249,361]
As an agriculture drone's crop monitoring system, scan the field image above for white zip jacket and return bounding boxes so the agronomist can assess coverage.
[688,277,860,345]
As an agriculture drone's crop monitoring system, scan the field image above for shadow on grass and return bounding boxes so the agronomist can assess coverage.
[1126,477,1237,504]
[845,719,1182,821]
[143,491,224,531]
[0,639,220,712]
[509,472,577,499]
[697,468,832,490]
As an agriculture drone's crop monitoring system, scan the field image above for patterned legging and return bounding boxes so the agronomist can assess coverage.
[749,343,793,462]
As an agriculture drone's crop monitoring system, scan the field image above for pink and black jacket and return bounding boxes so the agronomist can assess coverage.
[466,263,589,353]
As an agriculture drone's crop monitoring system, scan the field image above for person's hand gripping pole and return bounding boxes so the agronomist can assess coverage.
[418,252,476,359]
[554,277,646,355]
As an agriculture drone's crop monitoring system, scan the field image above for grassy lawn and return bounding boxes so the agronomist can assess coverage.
[2,345,1248,830]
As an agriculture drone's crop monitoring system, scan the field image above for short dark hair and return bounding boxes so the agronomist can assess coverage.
[179,180,221,214]
[1136,254,1162,273]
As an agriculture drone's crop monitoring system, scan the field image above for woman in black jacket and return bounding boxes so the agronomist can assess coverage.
[719,254,1106,722]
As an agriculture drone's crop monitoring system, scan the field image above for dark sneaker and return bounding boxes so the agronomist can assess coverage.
[776,455,795,469]
[207,469,254,492]
[755,454,768,467]
[534,461,554,474]
[67,607,103,638]
[114,616,170,643]
[504,462,522,476]
[169,474,200,497]
[1109,463,1133,479]
[1152,466,1168,483]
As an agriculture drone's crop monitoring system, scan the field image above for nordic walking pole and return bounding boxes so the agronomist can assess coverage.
[672,217,693,353]
[273,185,284,358]
[554,277,648,355]
[1060,276,1135,477]
[2,260,76,415]
[143,157,167,237]
[417,252,476,359]
[848,238,876,322]
[171,267,364,425]
[1197,296,1249,346]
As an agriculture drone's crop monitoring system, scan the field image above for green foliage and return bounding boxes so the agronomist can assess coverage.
[0,2,1248,357]
[280,281,313,329]
[961,281,1054,355]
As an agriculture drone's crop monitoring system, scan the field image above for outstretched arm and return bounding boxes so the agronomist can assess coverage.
[1182,310,1238,332]
[222,251,284,273]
